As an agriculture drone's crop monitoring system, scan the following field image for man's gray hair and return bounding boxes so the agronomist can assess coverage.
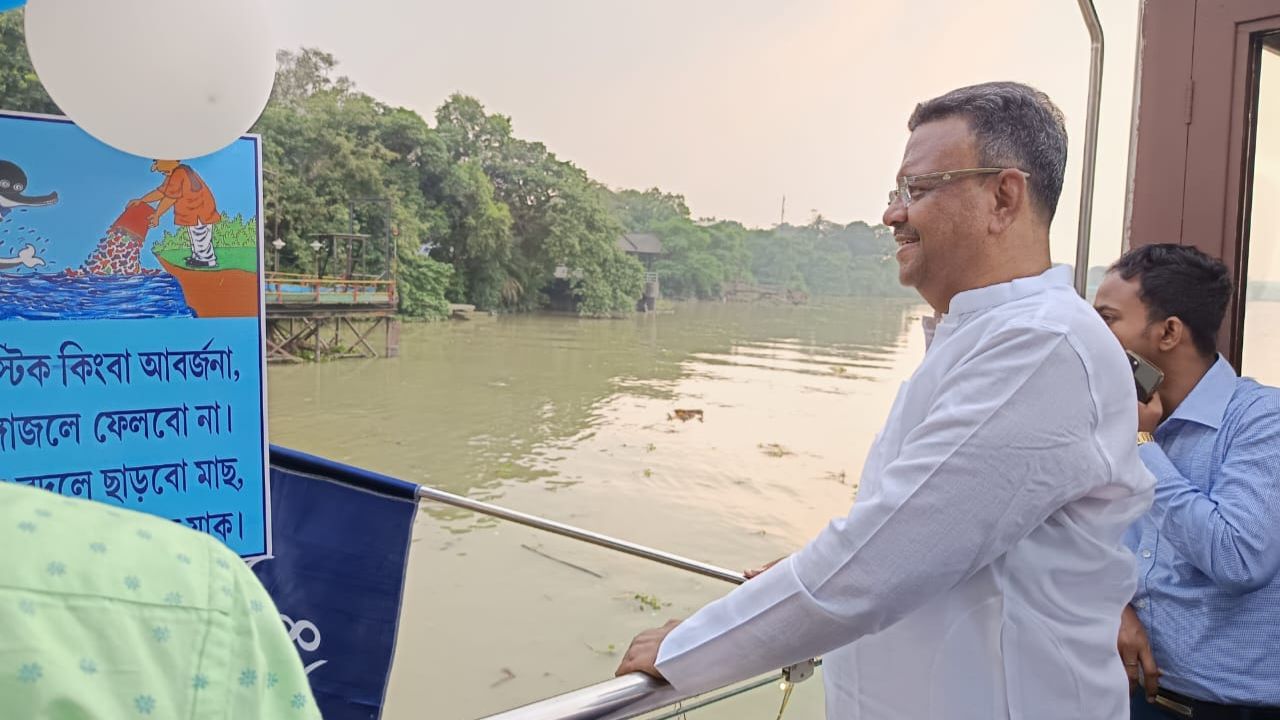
[908,82,1068,221]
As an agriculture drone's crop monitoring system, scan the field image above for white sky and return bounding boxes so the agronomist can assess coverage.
[1250,49,1280,285]
[261,0,1280,280]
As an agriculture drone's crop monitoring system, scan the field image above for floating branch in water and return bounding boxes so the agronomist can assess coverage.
[758,443,795,458]
[520,543,604,579]
[490,667,516,688]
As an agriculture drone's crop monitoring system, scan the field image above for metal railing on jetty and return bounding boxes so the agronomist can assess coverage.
[264,271,397,305]
[270,446,817,720]
[263,272,400,362]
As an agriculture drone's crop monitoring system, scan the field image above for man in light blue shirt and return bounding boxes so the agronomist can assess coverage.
[1095,244,1280,719]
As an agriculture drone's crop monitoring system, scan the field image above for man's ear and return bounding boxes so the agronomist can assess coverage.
[1156,316,1186,353]
[988,169,1027,235]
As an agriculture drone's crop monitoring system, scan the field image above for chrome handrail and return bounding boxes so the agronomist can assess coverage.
[1074,0,1104,297]
[478,670,795,720]
[619,672,787,720]
[478,673,666,720]
[416,486,747,586]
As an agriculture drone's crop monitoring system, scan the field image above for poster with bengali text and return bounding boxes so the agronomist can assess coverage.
[0,112,269,556]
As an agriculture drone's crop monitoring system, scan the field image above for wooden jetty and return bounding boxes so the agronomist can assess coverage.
[264,233,400,362]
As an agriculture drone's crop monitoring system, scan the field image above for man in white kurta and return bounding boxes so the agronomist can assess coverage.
[617,82,1154,719]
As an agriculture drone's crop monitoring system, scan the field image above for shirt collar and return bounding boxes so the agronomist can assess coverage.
[945,265,1073,320]
[1166,355,1237,430]
[921,312,940,349]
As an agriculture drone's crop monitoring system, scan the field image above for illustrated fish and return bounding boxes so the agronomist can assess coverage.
[0,161,58,220]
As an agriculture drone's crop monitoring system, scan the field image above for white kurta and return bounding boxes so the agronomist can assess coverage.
[654,265,1154,719]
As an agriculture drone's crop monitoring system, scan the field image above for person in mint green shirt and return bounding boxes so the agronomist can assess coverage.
[0,481,321,719]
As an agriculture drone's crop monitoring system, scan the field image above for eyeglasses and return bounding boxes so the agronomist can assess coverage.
[888,167,1029,208]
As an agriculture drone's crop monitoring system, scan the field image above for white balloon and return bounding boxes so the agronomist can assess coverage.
[25,0,275,159]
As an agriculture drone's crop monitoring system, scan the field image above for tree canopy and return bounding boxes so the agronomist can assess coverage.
[0,17,908,317]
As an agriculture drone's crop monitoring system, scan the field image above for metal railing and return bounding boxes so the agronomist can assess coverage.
[263,271,397,304]
[413,482,826,720]
[478,667,814,720]
[270,446,786,720]
[415,483,755,719]
[1074,0,1104,297]
[416,486,746,586]
[269,446,779,719]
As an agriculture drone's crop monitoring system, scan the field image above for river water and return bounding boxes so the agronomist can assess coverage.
[266,297,1280,719]
[266,298,923,718]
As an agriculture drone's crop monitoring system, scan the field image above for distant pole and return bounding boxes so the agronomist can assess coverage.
[780,195,786,226]
[385,197,395,279]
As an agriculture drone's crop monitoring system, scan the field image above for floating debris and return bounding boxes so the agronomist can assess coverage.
[489,668,516,688]
[629,592,670,612]
[520,543,604,579]
[668,408,704,422]
[758,443,794,458]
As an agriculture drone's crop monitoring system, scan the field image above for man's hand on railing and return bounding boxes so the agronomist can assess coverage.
[615,619,681,681]
[744,556,787,579]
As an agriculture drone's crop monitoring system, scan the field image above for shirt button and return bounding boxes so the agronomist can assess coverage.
[1135,598,1147,609]
[1141,549,1152,559]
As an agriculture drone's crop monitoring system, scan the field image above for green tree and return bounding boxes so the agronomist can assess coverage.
[609,188,691,231]
[254,49,456,318]
[0,10,59,115]
[435,160,515,309]
[434,94,641,314]
[0,30,908,313]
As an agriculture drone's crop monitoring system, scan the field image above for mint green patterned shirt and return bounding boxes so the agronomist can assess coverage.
[0,481,321,719]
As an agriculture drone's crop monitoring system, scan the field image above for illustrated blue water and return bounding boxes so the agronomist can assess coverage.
[0,273,195,320]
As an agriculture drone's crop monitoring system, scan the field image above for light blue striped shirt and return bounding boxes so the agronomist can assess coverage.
[1128,355,1280,705]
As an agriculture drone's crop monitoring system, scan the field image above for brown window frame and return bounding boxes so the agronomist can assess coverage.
[1127,0,1280,368]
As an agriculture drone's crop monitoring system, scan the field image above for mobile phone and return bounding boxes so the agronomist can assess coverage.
[1127,350,1164,403]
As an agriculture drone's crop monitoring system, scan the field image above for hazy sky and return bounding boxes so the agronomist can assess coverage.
[1251,49,1280,285]
[260,0,1279,280]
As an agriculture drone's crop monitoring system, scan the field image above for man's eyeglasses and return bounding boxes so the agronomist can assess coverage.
[888,168,1029,208]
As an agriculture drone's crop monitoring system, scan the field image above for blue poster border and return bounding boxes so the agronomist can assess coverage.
[0,109,273,558]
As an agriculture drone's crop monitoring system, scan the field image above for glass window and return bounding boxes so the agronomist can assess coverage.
[1242,34,1280,385]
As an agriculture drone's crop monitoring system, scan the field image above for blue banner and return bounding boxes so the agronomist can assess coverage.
[255,448,418,720]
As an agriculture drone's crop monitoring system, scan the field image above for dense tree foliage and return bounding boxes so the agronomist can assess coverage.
[0,18,908,315]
